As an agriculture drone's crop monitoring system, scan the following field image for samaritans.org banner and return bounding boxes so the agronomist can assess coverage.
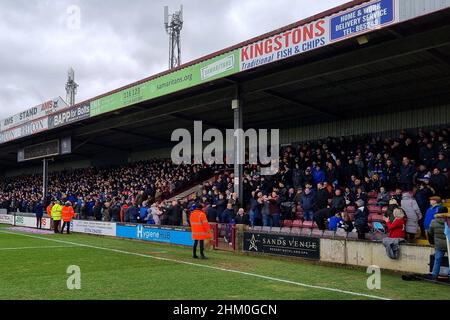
[89,50,240,117]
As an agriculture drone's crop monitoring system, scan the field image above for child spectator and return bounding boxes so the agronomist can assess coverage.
[328,212,343,232]
[337,211,354,233]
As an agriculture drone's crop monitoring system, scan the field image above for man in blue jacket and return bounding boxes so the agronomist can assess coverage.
[312,165,325,185]
[139,201,149,223]
[220,203,235,224]
[300,187,316,221]
[424,196,443,232]
[128,203,139,223]
[35,201,44,229]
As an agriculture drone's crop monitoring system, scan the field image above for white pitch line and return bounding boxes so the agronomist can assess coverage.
[0,230,391,300]
[0,245,77,251]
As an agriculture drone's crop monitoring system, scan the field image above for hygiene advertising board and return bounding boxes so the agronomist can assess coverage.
[116,223,194,246]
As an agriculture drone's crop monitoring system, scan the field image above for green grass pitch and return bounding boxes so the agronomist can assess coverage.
[0,225,449,300]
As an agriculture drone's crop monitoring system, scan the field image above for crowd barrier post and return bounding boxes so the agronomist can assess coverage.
[232,224,236,251]
[213,223,219,248]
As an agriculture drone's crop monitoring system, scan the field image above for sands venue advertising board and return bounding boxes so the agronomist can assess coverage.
[243,232,320,260]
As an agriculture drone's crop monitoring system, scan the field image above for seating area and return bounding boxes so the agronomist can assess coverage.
[280,190,403,231]
[249,224,387,241]
[249,195,450,242]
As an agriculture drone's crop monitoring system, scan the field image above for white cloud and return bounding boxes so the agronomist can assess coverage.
[0,0,348,118]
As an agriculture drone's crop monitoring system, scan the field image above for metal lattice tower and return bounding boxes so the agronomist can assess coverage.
[65,67,78,106]
[164,5,183,70]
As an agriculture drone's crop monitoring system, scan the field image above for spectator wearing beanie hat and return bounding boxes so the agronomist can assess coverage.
[354,199,369,240]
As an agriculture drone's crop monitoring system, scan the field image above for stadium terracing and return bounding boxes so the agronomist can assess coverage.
[1,0,450,180]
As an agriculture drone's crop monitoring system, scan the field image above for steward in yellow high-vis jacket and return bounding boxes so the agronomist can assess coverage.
[51,200,63,234]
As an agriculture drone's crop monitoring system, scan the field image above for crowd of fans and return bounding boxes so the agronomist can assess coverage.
[0,127,449,243]
[193,127,449,242]
[0,159,212,220]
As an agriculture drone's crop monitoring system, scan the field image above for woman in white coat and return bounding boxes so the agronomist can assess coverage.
[401,193,422,242]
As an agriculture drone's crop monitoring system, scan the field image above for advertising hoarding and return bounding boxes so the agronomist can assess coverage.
[116,224,194,246]
[0,97,68,132]
[329,0,395,42]
[243,232,320,260]
[0,214,14,225]
[0,117,49,144]
[89,51,240,117]
[70,220,117,236]
[14,215,51,230]
[48,104,91,129]
[239,19,328,71]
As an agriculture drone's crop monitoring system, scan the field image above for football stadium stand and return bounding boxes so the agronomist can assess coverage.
[1,0,450,248]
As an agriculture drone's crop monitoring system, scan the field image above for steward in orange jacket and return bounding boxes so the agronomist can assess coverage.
[46,202,54,230]
[46,204,53,217]
[189,204,211,259]
[61,202,75,234]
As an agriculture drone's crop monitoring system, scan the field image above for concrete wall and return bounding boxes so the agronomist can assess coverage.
[320,238,434,274]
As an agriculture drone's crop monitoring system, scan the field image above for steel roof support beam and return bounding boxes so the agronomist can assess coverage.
[168,113,228,130]
[262,89,340,120]
[232,94,244,207]
[109,128,168,144]
[387,27,450,67]
[296,59,437,95]
[73,139,131,153]
[73,87,235,137]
